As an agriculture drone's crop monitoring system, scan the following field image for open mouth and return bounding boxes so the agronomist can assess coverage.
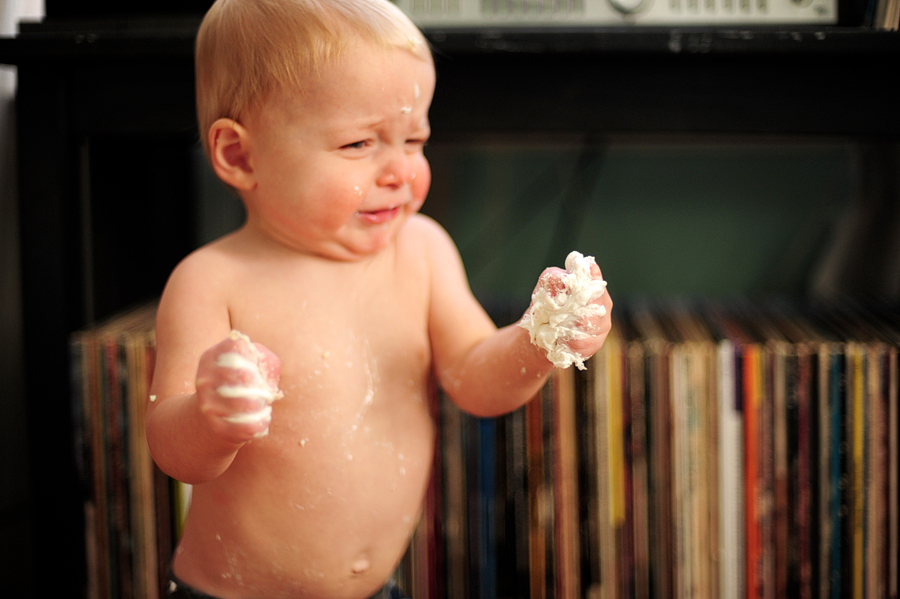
[356,205,401,225]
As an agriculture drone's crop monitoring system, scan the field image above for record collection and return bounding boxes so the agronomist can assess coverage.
[72,300,899,598]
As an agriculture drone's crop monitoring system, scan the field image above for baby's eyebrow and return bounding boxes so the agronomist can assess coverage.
[346,116,386,131]
[333,111,430,141]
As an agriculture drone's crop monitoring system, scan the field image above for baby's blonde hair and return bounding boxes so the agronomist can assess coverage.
[195,0,431,159]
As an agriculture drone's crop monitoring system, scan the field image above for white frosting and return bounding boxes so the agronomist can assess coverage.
[222,406,274,439]
[216,384,281,402]
[518,251,607,370]
[222,406,273,425]
[229,329,252,343]
[216,351,259,372]
[216,330,283,436]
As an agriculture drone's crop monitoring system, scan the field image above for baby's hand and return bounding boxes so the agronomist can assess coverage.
[195,331,283,444]
[519,252,612,370]
[544,260,612,359]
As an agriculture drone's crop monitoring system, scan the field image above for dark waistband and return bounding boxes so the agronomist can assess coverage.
[165,569,405,599]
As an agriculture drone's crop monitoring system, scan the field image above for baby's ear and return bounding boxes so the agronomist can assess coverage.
[208,118,256,191]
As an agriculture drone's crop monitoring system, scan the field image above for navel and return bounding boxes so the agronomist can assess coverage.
[351,555,371,575]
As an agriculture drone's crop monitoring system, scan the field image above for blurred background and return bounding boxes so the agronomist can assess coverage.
[2,0,898,596]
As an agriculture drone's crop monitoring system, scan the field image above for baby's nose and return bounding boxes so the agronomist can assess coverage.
[377,153,413,188]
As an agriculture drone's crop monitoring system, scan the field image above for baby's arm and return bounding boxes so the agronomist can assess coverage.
[146,253,281,484]
[423,219,611,417]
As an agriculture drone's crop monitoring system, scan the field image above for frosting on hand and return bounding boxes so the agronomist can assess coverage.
[518,251,607,370]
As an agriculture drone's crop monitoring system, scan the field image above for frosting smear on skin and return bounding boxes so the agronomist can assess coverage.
[215,330,284,436]
[519,251,608,371]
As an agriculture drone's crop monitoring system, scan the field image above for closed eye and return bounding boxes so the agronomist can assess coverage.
[341,140,369,150]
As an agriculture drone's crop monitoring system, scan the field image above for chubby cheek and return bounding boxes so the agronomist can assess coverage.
[410,155,431,206]
[319,181,368,226]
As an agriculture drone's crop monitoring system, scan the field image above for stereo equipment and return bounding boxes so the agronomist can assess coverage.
[394,0,837,27]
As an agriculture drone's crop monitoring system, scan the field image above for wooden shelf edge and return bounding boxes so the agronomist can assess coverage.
[2,23,899,66]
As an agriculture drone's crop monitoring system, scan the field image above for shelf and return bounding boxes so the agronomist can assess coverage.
[2,21,899,62]
[424,28,900,138]
[426,25,900,54]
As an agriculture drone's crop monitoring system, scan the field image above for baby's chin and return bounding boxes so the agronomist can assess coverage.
[321,213,417,261]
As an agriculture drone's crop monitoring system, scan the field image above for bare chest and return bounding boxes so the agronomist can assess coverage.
[222,262,433,461]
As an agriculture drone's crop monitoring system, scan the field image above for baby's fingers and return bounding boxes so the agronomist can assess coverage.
[196,331,282,442]
[533,267,567,298]
[202,400,273,443]
[253,342,282,391]
[199,378,275,442]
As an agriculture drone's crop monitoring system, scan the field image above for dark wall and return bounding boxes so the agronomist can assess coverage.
[45,1,213,19]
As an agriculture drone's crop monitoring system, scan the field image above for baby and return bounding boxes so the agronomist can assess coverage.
[145,1,612,598]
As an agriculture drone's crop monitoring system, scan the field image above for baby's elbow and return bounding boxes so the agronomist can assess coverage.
[147,448,215,486]
[145,423,196,484]
[145,430,181,482]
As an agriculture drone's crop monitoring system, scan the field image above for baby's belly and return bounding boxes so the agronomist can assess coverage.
[174,380,436,599]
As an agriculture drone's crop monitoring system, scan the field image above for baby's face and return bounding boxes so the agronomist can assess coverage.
[241,40,435,260]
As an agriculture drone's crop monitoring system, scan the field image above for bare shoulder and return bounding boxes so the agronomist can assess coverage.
[401,215,483,314]
[401,213,454,246]
[167,234,236,281]
[399,213,462,268]
[155,235,245,350]
[160,231,252,304]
